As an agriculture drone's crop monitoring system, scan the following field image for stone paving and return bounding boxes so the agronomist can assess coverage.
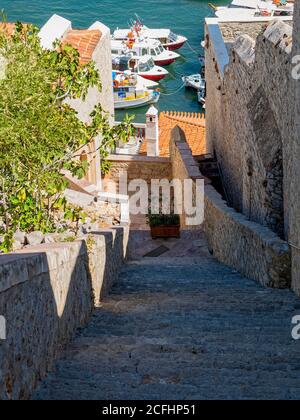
[33,231,300,400]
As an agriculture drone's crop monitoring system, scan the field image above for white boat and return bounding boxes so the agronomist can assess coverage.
[209,0,294,17]
[198,90,206,106]
[111,38,180,67]
[182,74,206,91]
[113,18,187,51]
[113,72,160,109]
[112,54,168,82]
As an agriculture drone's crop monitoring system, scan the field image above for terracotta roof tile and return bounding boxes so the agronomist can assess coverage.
[0,23,18,36]
[63,29,102,65]
[140,111,206,157]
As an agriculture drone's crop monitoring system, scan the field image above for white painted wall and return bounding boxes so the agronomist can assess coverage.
[39,14,72,50]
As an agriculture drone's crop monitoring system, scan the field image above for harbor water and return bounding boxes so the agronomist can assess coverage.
[1,0,228,122]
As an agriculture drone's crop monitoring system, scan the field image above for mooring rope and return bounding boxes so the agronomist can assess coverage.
[185,40,203,57]
[159,82,186,96]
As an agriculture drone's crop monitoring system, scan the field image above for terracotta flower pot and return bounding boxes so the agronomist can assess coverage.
[150,225,181,239]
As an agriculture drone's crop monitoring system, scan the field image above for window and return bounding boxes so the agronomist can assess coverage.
[139,61,151,72]
[169,32,177,42]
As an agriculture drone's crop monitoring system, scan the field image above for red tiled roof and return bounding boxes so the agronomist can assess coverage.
[140,111,206,157]
[0,23,18,36]
[63,29,102,65]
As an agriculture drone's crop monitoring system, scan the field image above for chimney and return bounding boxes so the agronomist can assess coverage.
[146,106,159,157]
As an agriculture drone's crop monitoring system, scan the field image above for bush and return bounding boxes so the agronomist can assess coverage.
[146,212,180,228]
[0,20,133,251]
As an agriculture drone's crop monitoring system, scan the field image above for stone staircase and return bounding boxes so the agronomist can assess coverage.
[33,231,300,400]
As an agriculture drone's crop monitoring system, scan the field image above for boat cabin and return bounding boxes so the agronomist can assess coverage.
[112,54,156,74]
[111,39,165,59]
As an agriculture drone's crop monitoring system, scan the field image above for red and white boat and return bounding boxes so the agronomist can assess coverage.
[113,18,187,51]
[112,54,169,82]
[111,39,179,67]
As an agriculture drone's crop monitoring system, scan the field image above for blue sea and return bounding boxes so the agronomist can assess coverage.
[1,0,228,121]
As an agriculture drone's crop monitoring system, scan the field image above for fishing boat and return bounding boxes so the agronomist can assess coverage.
[112,54,168,81]
[111,39,180,67]
[113,17,187,51]
[182,73,206,106]
[182,74,206,92]
[113,72,160,109]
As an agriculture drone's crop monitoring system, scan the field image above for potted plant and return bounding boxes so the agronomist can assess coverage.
[146,211,181,239]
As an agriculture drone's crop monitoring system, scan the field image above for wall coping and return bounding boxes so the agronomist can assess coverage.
[0,227,128,294]
[108,154,170,163]
[39,14,72,51]
[206,16,293,24]
[205,184,289,249]
[206,22,230,78]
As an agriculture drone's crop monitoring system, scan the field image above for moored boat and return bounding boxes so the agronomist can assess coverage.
[111,38,180,67]
[182,74,206,92]
[209,0,294,17]
[113,72,160,109]
[113,18,187,51]
[112,54,168,82]
[198,91,206,106]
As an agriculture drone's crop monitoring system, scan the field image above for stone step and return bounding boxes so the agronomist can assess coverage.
[33,242,300,400]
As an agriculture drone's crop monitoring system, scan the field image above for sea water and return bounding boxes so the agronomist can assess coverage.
[1,0,228,121]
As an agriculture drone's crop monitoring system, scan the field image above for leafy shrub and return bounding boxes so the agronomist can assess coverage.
[146,211,180,228]
[0,19,133,251]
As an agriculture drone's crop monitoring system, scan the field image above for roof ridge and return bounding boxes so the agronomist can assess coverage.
[161,111,206,128]
[68,29,101,34]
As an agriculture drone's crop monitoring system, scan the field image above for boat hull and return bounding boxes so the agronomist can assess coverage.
[115,70,167,82]
[163,40,186,51]
[114,93,160,110]
[140,73,166,81]
[154,58,176,66]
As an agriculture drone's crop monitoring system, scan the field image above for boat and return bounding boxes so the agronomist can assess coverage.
[209,0,294,17]
[198,77,206,105]
[111,38,180,67]
[198,90,206,106]
[182,73,206,106]
[113,18,187,51]
[182,74,206,91]
[113,72,160,109]
[112,54,168,81]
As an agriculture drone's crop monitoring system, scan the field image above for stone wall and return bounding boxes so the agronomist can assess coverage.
[289,1,300,296]
[205,19,293,240]
[0,227,128,400]
[103,154,172,194]
[169,127,205,229]
[168,123,291,288]
[220,20,292,43]
[204,185,291,289]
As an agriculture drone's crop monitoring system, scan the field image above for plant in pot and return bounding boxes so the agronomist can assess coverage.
[146,211,181,239]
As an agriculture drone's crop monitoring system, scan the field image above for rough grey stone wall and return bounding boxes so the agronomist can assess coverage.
[205,20,293,240]
[204,185,291,288]
[220,21,292,43]
[166,125,290,289]
[103,155,172,194]
[169,126,205,229]
[289,1,300,296]
[0,227,128,400]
